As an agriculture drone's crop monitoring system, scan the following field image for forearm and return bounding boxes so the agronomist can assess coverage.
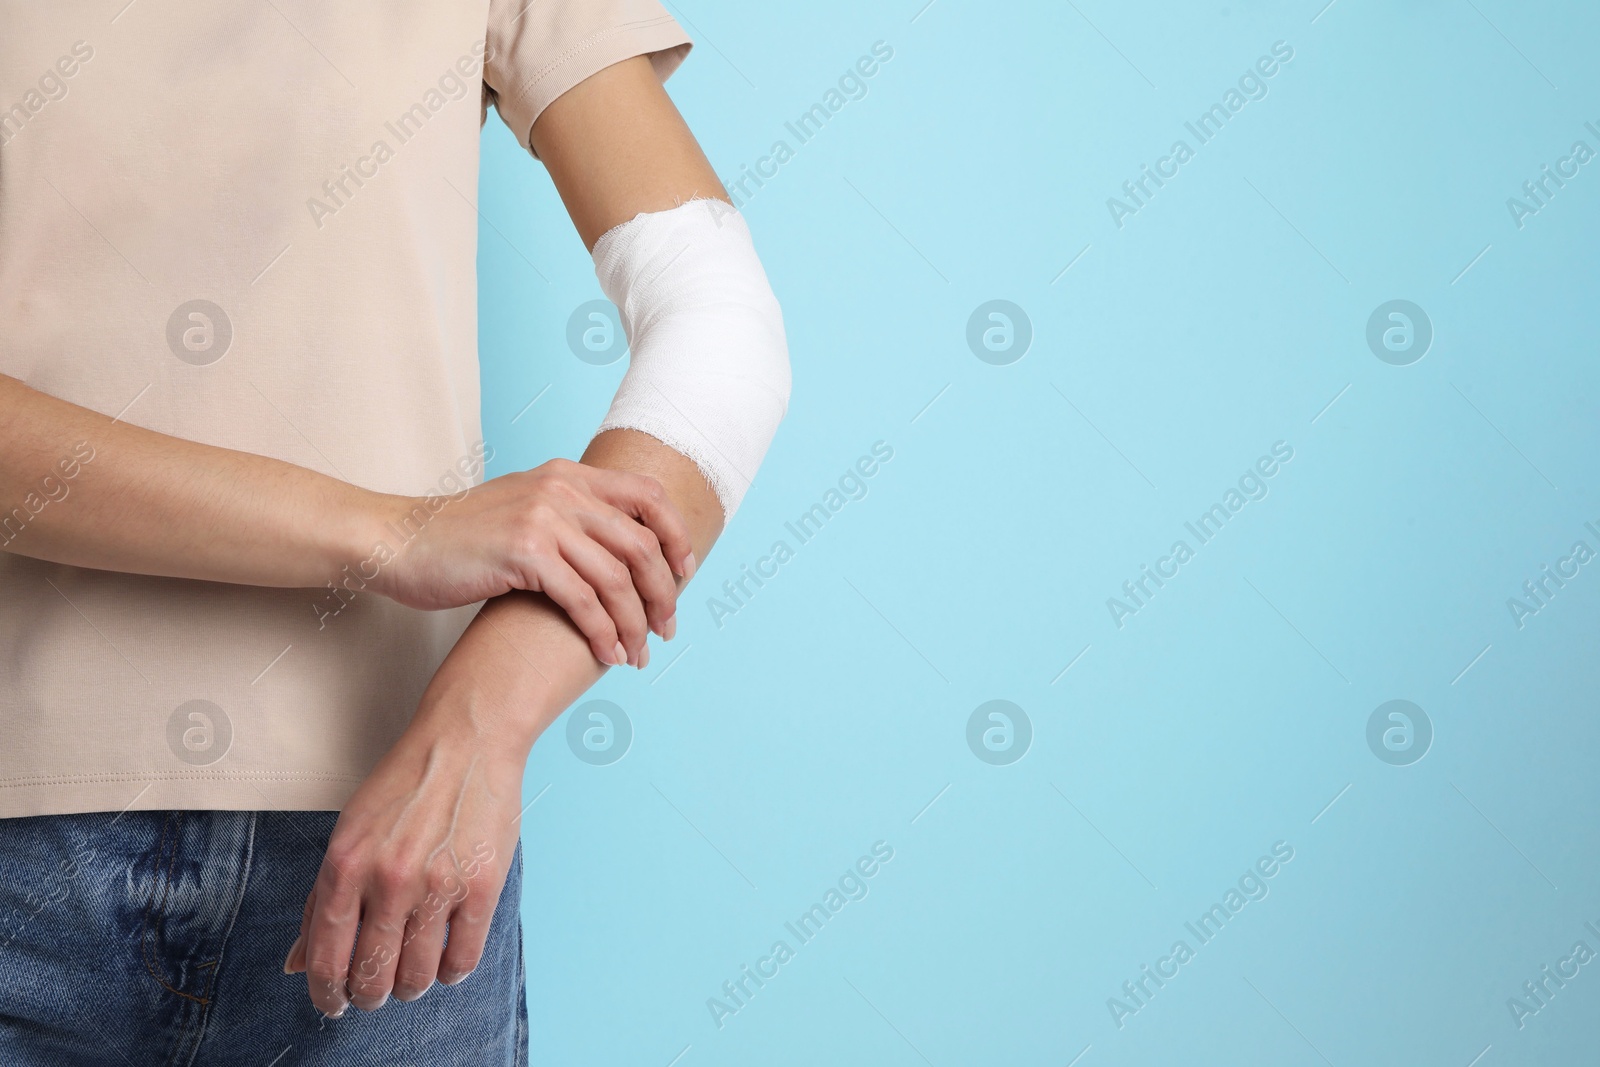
[0,373,393,585]
[427,55,788,750]
[289,54,786,1016]
[410,428,723,760]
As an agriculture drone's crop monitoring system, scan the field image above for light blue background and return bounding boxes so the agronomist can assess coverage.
[474,2,1600,1064]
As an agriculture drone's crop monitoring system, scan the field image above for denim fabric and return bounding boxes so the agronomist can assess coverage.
[0,811,527,1066]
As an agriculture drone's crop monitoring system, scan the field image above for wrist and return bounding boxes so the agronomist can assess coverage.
[408,637,560,766]
[331,487,420,598]
[403,704,534,780]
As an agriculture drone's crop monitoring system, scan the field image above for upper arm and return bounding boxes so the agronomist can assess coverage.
[528,56,729,251]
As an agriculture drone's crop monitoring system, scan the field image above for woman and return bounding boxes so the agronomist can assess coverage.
[0,1,789,1062]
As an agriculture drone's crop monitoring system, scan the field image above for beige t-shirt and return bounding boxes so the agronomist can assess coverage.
[0,1,691,818]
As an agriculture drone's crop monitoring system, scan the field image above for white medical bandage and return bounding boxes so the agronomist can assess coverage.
[591,200,791,521]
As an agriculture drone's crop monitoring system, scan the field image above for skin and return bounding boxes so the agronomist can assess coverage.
[272,55,735,1015]
[0,366,692,669]
[0,56,737,1013]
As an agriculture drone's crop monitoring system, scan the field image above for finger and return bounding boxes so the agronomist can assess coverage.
[304,866,361,1018]
[584,469,696,579]
[437,897,496,989]
[581,509,679,638]
[300,885,318,939]
[392,863,466,1003]
[434,840,505,987]
[283,886,317,974]
[531,554,626,667]
[559,532,650,666]
[346,902,407,1012]
[283,934,306,975]
[392,900,450,1003]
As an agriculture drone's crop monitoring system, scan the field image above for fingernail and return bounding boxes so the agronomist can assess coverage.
[282,934,304,975]
[440,971,471,986]
[611,642,627,667]
[638,644,650,670]
[328,1006,347,1020]
[683,553,698,581]
[663,615,677,641]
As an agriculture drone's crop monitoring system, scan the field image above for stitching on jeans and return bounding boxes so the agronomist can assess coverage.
[147,815,186,1067]
[142,814,182,997]
[181,813,255,1067]
[142,812,210,1006]
[137,813,168,933]
[140,817,174,993]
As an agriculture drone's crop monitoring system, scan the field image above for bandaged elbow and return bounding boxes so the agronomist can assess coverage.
[591,200,791,521]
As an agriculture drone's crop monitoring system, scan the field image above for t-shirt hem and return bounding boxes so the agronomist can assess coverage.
[0,772,365,818]
[506,16,693,153]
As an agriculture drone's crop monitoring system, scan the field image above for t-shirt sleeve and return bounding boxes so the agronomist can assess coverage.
[484,0,692,155]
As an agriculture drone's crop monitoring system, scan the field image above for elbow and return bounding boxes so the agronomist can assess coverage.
[592,201,795,520]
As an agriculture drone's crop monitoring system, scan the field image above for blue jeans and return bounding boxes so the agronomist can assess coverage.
[0,811,528,1066]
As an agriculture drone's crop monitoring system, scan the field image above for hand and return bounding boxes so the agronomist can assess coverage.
[377,458,695,668]
[281,678,529,1015]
